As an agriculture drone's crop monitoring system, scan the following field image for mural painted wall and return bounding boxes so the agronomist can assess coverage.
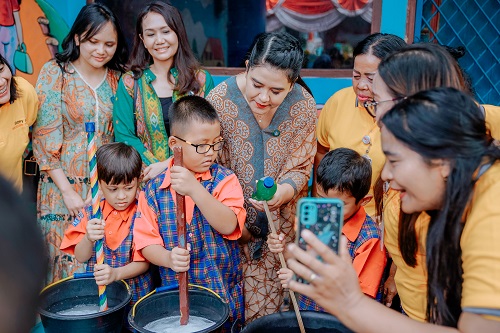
[1,0,85,85]
[9,0,231,84]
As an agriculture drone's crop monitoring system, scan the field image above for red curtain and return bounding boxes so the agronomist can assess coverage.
[267,0,370,14]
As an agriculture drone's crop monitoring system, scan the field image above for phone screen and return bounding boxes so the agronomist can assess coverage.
[296,197,344,254]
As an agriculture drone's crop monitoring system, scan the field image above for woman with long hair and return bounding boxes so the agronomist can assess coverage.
[287,87,500,332]
[367,43,500,321]
[113,1,214,181]
[33,3,128,284]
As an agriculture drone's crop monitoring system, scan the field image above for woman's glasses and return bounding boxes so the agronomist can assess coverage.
[173,136,224,154]
[363,98,402,117]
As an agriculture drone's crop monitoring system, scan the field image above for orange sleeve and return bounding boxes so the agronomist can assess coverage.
[133,191,165,253]
[60,209,90,255]
[212,173,247,240]
[353,238,387,298]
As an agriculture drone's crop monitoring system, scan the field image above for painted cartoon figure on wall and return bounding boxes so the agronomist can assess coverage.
[0,0,25,74]
[0,0,87,85]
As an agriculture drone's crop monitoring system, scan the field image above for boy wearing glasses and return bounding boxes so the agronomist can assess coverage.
[133,96,246,328]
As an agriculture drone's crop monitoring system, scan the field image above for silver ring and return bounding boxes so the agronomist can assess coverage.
[310,273,317,282]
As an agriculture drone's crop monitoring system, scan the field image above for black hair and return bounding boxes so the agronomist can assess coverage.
[247,32,304,83]
[129,1,202,96]
[96,142,142,185]
[378,43,467,100]
[376,42,468,268]
[443,45,476,96]
[0,176,46,333]
[55,3,128,73]
[353,32,406,60]
[317,148,372,204]
[380,87,500,326]
[0,54,19,103]
[169,95,219,136]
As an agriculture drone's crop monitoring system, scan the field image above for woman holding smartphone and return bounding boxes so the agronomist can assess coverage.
[287,87,500,332]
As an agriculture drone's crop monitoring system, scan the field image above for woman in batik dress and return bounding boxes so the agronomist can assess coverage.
[33,3,128,284]
[207,32,317,323]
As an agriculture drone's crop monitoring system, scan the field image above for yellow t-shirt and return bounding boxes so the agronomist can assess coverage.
[0,77,38,192]
[461,161,500,314]
[483,104,500,140]
[384,162,500,321]
[317,87,384,217]
[383,189,429,321]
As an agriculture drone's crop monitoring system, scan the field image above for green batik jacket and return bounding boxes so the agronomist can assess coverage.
[113,67,214,165]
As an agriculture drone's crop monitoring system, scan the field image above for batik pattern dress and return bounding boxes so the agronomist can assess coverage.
[207,77,317,323]
[33,60,120,284]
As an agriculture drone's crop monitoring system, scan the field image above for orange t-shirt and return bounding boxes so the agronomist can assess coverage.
[343,206,387,298]
[60,200,144,261]
[133,159,246,253]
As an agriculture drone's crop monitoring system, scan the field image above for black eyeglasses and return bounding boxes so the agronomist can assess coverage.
[173,136,224,154]
[363,98,401,117]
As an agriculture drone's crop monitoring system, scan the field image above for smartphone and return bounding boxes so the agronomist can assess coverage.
[295,197,344,254]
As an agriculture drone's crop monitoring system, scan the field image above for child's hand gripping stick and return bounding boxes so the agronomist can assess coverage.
[253,177,306,333]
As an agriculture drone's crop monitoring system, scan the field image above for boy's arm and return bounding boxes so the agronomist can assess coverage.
[193,173,246,238]
[94,261,150,286]
[353,238,387,298]
[60,209,94,263]
[190,181,238,236]
[74,233,96,263]
[171,168,245,238]
[134,191,190,272]
[141,245,190,272]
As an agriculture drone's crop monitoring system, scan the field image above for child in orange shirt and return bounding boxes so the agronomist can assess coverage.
[60,142,153,322]
[268,148,386,310]
[133,95,246,330]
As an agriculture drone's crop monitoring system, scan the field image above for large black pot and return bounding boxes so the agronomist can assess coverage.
[39,272,132,333]
[129,284,229,333]
[241,311,353,333]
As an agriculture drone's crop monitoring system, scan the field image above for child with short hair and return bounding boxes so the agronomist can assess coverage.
[268,147,386,310]
[133,95,246,329]
[60,142,153,320]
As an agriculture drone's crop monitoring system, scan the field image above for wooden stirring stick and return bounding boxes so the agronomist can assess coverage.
[174,147,189,325]
[263,202,306,333]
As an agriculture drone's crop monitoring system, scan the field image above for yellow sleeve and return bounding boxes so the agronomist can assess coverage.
[483,104,500,140]
[316,92,340,148]
[16,77,39,126]
[461,163,500,312]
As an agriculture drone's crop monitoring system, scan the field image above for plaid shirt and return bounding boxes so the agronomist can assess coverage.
[139,163,244,327]
[87,208,154,306]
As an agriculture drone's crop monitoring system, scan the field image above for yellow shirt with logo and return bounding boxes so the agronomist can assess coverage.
[0,77,38,192]
[317,87,384,217]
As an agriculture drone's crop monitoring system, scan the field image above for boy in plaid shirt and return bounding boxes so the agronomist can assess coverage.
[60,142,153,328]
[268,148,386,311]
[133,96,246,330]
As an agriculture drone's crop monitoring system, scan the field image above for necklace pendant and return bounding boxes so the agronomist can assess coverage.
[362,154,372,164]
[362,135,371,145]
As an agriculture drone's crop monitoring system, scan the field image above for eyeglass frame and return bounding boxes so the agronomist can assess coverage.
[363,98,402,117]
[172,135,224,154]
